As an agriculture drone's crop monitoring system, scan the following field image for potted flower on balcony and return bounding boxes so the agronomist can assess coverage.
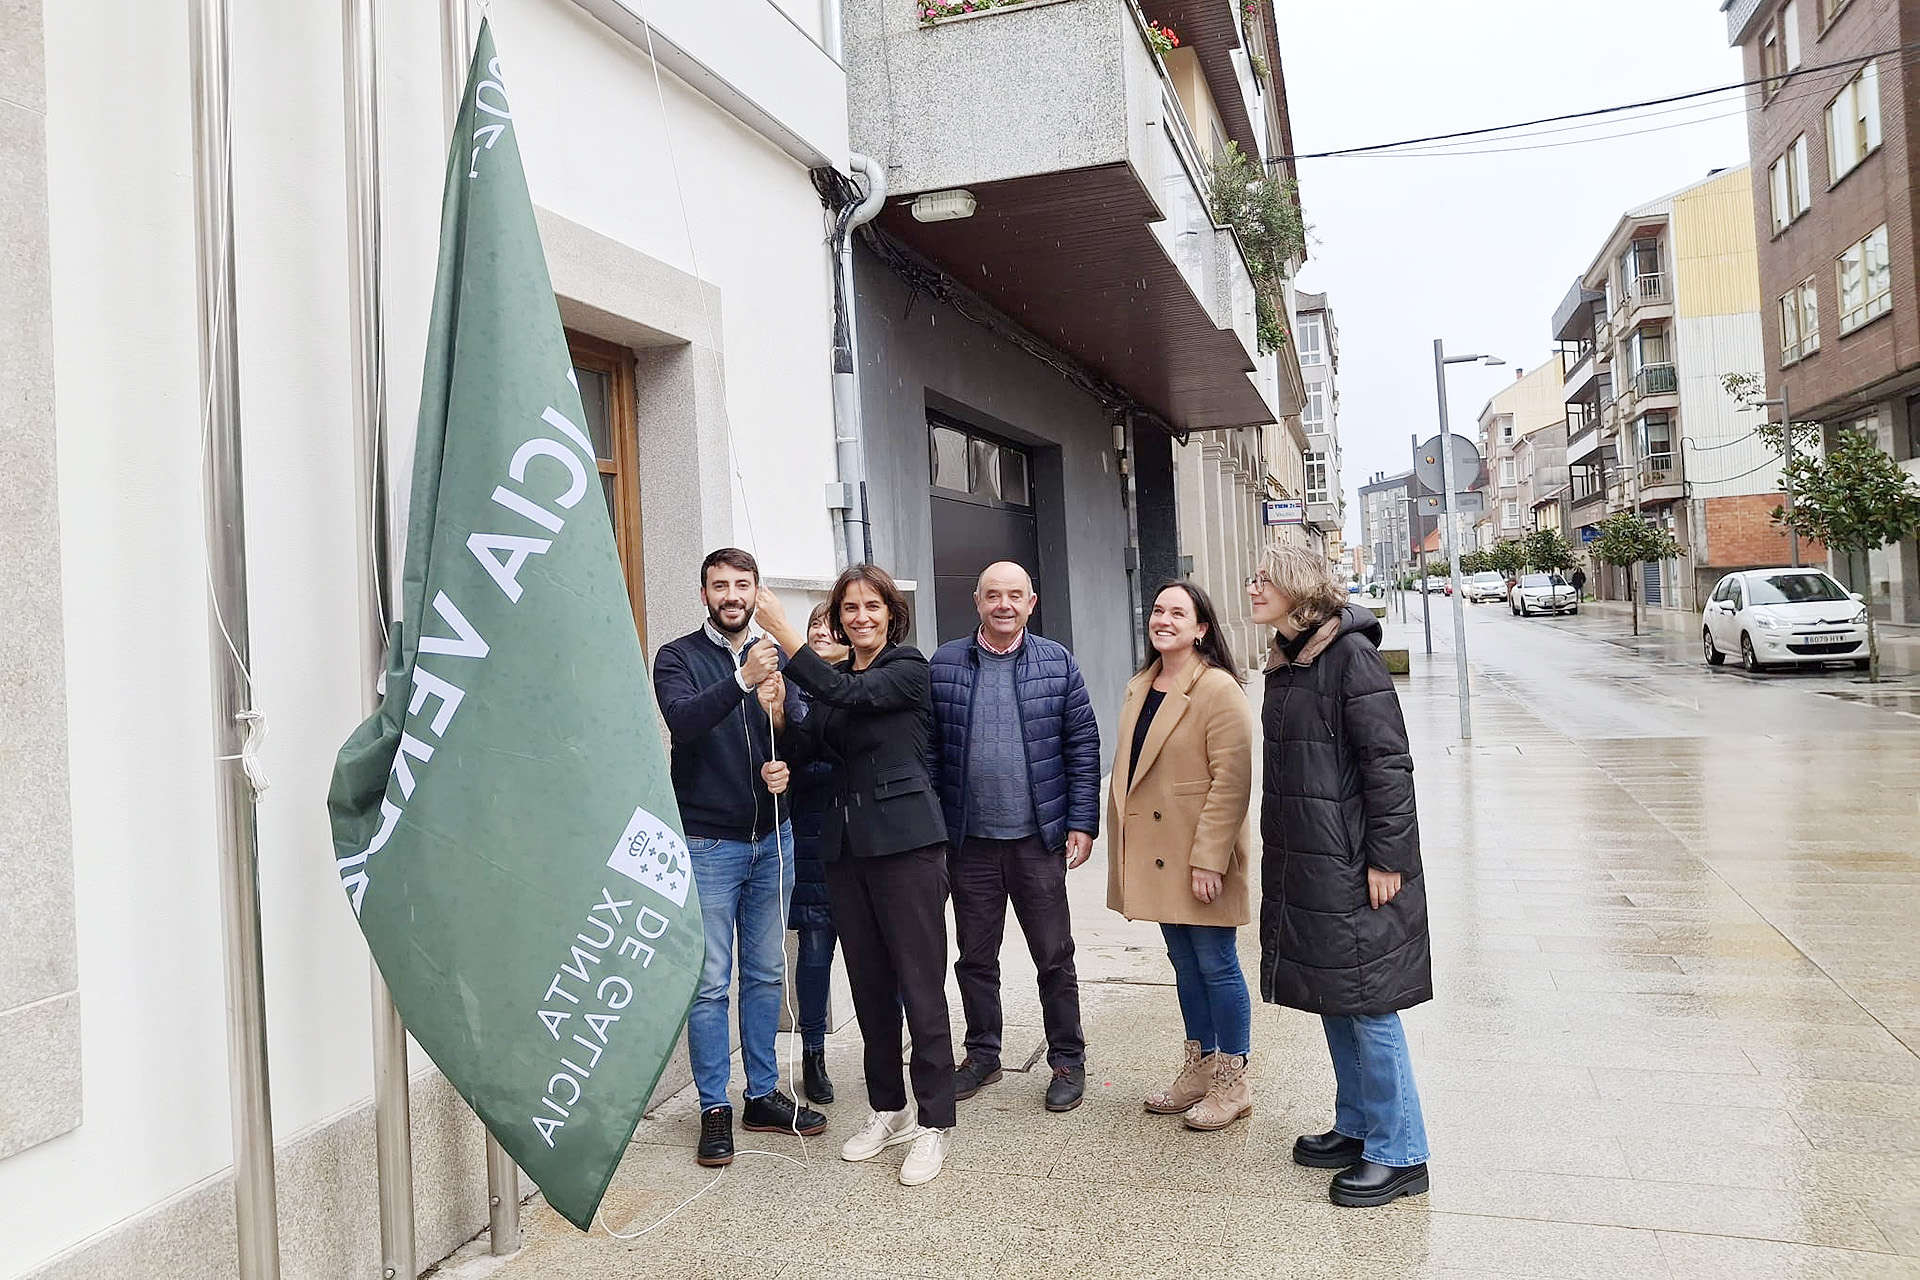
[920,0,1025,23]
[1146,19,1180,56]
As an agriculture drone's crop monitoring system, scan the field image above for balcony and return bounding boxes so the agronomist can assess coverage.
[1639,452,1685,504]
[1306,500,1342,531]
[1626,271,1671,323]
[1564,347,1599,403]
[1634,362,1677,399]
[849,0,1274,432]
[1140,0,1264,160]
[1567,422,1602,463]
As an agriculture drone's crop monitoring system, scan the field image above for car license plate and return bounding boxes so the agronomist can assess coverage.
[1801,632,1847,642]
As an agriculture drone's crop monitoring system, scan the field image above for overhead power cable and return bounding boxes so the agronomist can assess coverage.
[1269,39,1920,162]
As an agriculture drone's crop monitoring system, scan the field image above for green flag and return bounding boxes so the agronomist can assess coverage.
[327,21,701,1231]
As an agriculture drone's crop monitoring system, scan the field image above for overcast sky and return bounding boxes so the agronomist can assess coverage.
[1277,2,1750,539]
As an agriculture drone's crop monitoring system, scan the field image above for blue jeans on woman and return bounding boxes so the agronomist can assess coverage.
[1322,1013,1429,1167]
[1160,923,1251,1057]
[794,922,837,1053]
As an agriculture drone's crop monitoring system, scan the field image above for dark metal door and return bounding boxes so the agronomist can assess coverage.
[928,414,1040,644]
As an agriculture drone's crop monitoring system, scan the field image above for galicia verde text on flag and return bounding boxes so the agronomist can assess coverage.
[327,22,702,1231]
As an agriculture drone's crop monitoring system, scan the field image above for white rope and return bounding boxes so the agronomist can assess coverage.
[213,709,272,797]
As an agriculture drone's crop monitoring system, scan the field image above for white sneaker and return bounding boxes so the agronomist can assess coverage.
[898,1126,951,1187]
[841,1106,917,1162]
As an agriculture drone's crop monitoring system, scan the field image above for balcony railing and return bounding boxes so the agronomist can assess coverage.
[1634,363,1677,397]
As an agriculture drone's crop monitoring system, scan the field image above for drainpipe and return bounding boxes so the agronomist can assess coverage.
[188,0,281,1276]
[829,152,885,567]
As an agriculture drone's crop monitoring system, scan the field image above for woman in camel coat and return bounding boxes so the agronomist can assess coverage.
[1107,581,1255,1131]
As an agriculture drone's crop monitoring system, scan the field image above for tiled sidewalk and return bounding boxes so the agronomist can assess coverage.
[434,622,1920,1279]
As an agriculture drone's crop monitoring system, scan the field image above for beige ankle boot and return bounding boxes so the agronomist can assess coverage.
[1183,1053,1252,1131]
[1143,1040,1212,1115]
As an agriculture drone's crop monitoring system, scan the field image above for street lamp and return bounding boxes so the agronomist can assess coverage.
[1742,388,1799,568]
[1434,340,1503,741]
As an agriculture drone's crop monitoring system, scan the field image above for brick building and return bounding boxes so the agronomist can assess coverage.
[1725,0,1920,620]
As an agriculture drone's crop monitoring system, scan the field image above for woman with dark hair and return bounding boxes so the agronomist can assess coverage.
[1107,581,1256,1131]
[1249,542,1431,1207]
[786,602,846,1105]
[753,567,957,1187]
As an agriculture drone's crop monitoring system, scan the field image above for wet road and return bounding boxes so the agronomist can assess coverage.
[445,595,1920,1279]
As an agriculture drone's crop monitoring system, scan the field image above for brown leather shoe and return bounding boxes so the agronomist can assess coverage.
[1144,1040,1212,1115]
[1183,1053,1252,1131]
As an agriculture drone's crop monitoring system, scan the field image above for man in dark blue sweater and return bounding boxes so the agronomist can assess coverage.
[653,548,823,1167]
[928,562,1101,1114]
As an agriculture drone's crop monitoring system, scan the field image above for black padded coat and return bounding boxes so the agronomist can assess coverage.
[1257,606,1431,1016]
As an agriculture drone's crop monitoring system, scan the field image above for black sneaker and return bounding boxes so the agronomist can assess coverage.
[1045,1063,1085,1113]
[803,1048,835,1105]
[953,1055,1003,1101]
[742,1088,828,1136]
[696,1106,734,1167]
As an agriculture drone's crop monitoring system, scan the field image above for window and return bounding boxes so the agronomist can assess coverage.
[1768,136,1811,232]
[1729,578,1745,610]
[1297,317,1324,365]
[1820,0,1850,30]
[568,331,646,647]
[1780,278,1819,362]
[1749,571,1849,604]
[1640,411,1674,471]
[1303,385,1326,430]
[1783,0,1801,70]
[1503,500,1520,527]
[1837,224,1891,333]
[1761,27,1784,95]
[929,416,1032,509]
[1826,60,1881,184]
[1500,415,1514,442]
[1306,453,1329,504]
[1500,458,1517,487]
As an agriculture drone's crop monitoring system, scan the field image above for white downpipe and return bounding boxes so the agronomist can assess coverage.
[830,152,885,567]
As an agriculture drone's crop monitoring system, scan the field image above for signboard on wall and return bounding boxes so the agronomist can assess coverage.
[1263,499,1305,526]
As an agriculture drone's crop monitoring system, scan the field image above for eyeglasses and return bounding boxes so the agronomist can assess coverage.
[1244,574,1275,590]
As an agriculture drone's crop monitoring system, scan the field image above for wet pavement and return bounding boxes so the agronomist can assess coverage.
[435,596,1920,1279]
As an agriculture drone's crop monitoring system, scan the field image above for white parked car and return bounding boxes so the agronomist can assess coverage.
[1464,571,1507,603]
[1702,568,1869,672]
[1510,573,1578,616]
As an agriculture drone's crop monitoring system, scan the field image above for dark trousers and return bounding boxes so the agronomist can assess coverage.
[952,833,1085,1069]
[794,922,836,1052]
[824,843,957,1129]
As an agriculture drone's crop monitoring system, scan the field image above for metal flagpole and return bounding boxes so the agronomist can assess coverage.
[189,0,282,1274]
[434,0,524,1255]
[342,2,422,1276]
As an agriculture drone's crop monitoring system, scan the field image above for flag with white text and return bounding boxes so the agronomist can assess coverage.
[327,21,701,1231]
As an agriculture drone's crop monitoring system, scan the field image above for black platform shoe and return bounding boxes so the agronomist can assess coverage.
[1292,1129,1365,1169]
[1329,1160,1430,1207]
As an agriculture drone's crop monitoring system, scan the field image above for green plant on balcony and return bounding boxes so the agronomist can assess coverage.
[1248,50,1269,83]
[1207,141,1306,356]
[1146,20,1180,55]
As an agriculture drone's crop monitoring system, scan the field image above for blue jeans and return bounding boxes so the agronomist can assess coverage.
[686,826,793,1110]
[1322,1013,1430,1167]
[1160,923,1251,1058]
[795,922,837,1052]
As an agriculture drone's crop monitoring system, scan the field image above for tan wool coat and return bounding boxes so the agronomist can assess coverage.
[1105,658,1255,927]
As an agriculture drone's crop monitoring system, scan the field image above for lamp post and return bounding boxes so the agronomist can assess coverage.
[1746,387,1798,568]
[1434,340,1505,742]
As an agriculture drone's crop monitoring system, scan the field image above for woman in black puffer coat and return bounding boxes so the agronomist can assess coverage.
[788,603,846,1105]
[1249,543,1432,1210]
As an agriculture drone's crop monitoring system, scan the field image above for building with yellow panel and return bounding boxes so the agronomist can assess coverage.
[1553,166,1771,610]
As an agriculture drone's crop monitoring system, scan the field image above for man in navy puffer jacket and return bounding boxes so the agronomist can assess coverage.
[928,562,1101,1113]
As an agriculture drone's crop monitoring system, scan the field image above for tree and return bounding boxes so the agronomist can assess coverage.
[1720,371,1822,460]
[1523,527,1578,576]
[1488,539,1527,581]
[1592,511,1683,636]
[1459,548,1490,575]
[1208,142,1307,355]
[1777,429,1920,681]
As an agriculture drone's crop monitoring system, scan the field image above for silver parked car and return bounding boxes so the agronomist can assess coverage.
[1464,571,1507,603]
[1510,573,1578,617]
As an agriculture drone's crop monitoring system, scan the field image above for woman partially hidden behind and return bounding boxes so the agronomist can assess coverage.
[1250,543,1433,1207]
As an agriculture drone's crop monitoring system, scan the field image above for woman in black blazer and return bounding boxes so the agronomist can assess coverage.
[755,565,956,1188]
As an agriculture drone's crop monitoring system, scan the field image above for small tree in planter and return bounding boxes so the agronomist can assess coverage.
[1592,511,1683,636]
[1488,539,1527,583]
[1777,429,1920,682]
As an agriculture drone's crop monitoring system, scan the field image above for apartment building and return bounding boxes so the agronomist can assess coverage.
[1556,165,1769,608]
[843,0,1305,676]
[3,1,853,1276]
[1726,0,1920,621]
[1474,359,1569,549]
[1297,291,1348,566]
[1359,469,1432,584]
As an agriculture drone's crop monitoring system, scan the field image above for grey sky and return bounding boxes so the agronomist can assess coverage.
[1277,2,1750,540]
